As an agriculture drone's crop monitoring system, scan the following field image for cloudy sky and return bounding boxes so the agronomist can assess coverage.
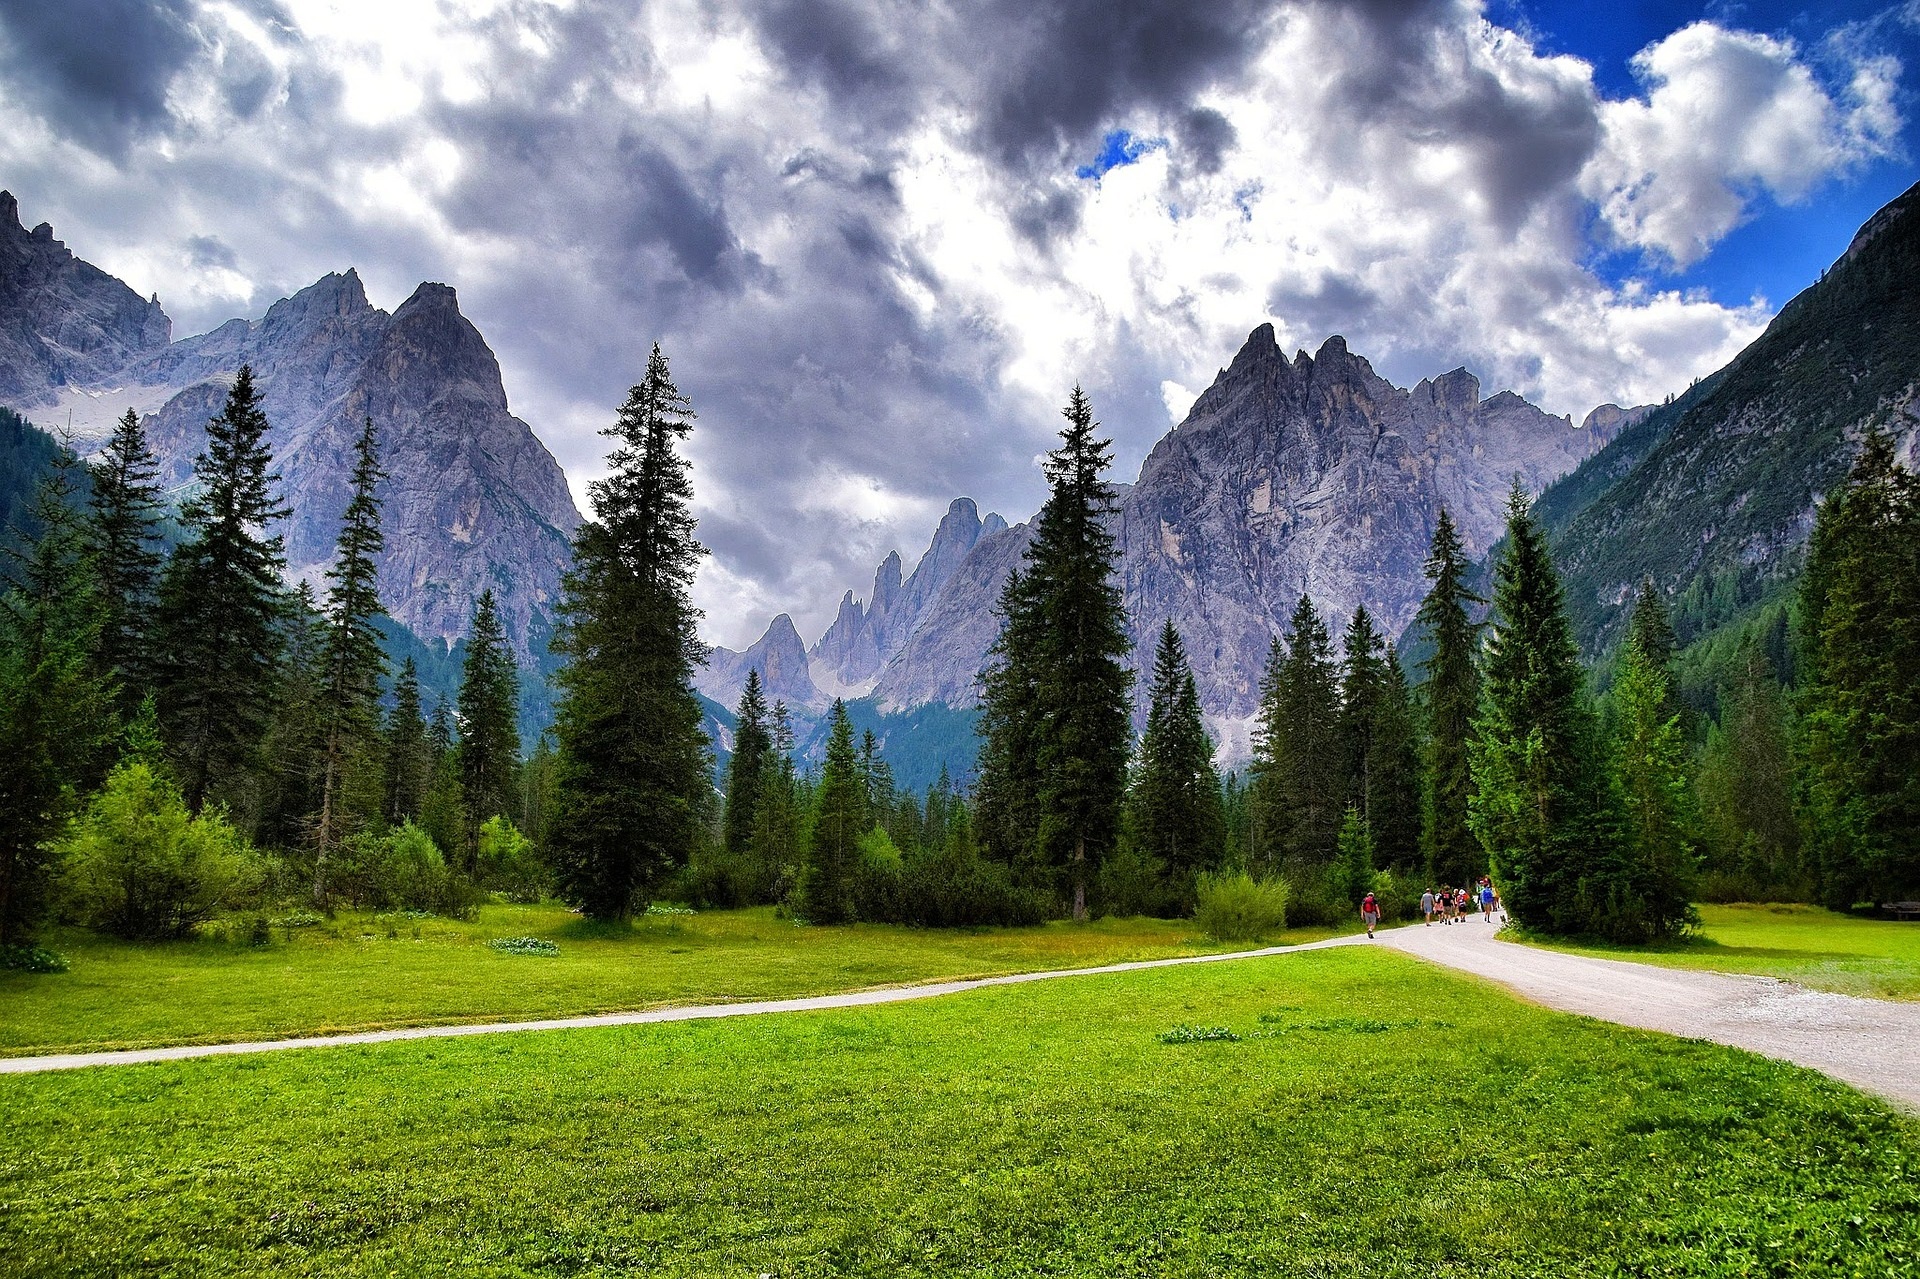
[2,0,1915,647]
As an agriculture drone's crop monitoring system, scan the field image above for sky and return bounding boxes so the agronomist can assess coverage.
[0,0,1914,649]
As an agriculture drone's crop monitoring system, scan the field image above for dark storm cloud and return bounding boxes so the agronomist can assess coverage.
[1267,273,1381,339]
[1176,107,1236,175]
[0,0,200,152]
[185,234,238,270]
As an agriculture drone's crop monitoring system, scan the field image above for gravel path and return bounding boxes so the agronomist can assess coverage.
[1378,916,1920,1111]
[0,935,1365,1075]
[8,923,1918,1110]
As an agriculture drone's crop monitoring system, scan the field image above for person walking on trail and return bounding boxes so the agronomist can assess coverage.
[1361,892,1381,939]
[1480,879,1496,922]
[1420,888,1437,926]
[1456,887,1472,921]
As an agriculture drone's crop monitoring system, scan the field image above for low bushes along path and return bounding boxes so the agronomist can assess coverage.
[8,919,1919,1111]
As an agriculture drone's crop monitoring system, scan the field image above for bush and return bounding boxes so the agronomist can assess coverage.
[56,764,265,940]
[1094,843,1181,919]
[0,944,68,972]
[899,825,1050,928]
[477,816,546,904]
[1194,871,1288,943]
[335,823,479,918]
[851,827,907,922]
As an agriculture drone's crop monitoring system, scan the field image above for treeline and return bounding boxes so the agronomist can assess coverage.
[0,371,546,948]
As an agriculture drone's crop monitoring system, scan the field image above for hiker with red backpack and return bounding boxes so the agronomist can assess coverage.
[1361,891,1381,939]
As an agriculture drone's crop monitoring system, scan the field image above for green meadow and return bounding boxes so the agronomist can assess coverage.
[1519,903,1920,1001]
[0,905,1343,1057]
[4,946,1917,1277]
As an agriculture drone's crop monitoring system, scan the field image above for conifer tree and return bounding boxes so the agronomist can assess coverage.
[0,453,115,942]
[86,407,165,702]
[1246,636,1288,876]
[1128,621,1225,906]
[383,657,430,826]
[749,699,803,902]
[457,588,520,875]
[1338,606,1386,820]
[1415,507,1482,885]
[801,699,865,923]
[1796,432,1920,907]
[1368,647,1423,866]
[1626,578,1681,726]
[1276,595,1343,864]
[549,346,710,919]
[520,734,558,853]
[1469,485,1614,935]
[1331,804,1375,907]
[723,668,772,856]
[1697,641,1801,897]
[1027,387,1133,919]
[974,564,1045,873]
[1610,635,1699,939]
[154,365,289,811]
[254,583,327,850]
[312,418,387,904]
[420,699,466,859]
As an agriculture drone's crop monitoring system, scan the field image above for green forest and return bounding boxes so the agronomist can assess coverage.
[3,348,1918,975]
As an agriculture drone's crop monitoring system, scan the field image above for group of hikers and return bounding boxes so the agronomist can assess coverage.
[1359,878,1501,939]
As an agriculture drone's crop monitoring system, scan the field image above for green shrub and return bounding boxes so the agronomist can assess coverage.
[477,816,546,904]
[0,944,68,973]
[486,936,558,956]
[1193,871,1288,942]
[336,823,479,918]
[56,764,265,940]
[899,831,1049,928]
[851,827,907,922]
[1094,842,1180,919]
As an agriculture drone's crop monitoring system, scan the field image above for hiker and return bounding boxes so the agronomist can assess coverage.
[1480,879,1495,922]
[1419,888,1437,926]
[1361,891,1380,939]
[1456,887,1471,920]
[1440,885,1454,924]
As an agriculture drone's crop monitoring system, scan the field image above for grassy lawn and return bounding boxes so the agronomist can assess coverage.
[0,905,1344,1057]
[1518,903,1920,1001]
[2,946,1915,1276]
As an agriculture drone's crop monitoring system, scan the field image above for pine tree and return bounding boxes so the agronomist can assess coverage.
[253,582,327,851]
[1469,485,1615,936]
[1610,635,1699,940]
[1246,636,1287,876]
[1415,507,1482,886]
[1338,606,1387,821]
[1277,596,1343,865]
[383,657,430,826]
[974,564,1046,875]
[1368,647,1423,866]
[801,699,865,923]
[154,365,289,811]
[1697,640,1802,897]
[456,589,521,875]
[1626,578,1681,727]
[749,700,803,903]
[549,346,711,919]
[1027,387,1133,919]
[723,668,772,856]
[520,734,558,854]
[312,418,387,904]
[0,452,115,942]
[86,407,165,703]
[420,699,466,860]
[1128,621,1225,908]
[1796,432,1920,908]
[1331,804,1375,908]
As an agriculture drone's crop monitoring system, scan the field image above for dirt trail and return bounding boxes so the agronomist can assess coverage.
[1379,916,1920,1110]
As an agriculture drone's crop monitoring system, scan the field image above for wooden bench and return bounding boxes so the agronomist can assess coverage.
[1884,902,1920,921]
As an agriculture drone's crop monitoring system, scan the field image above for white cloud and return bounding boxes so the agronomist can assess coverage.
[1581,22,1903,266]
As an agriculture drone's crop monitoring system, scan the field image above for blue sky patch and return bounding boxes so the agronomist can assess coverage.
[1077,129,1166,180]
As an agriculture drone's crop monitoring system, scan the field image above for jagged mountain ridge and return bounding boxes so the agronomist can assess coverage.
[705,328,1627,761]
[0,193,582,669]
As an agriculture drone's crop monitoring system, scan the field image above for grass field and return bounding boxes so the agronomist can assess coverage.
[3,946,1916,1276]
[0,905,1342,1057]
[1520,903,1920,1001]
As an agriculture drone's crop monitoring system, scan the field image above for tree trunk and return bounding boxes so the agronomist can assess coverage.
[313,732,338,909]
[1073,834,1087,921]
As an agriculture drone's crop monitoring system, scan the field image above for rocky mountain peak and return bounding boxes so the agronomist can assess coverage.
[699,611,825,712]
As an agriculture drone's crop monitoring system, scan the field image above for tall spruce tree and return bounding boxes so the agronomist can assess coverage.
[1415,507,1482,886]
[86,407,165,703]
[0,452,115,942]
[1469,485,1615,936]
[312,418,387,904]
[1338,606,1387,822]
[800,699,865,923]
[383,656,430,826]
[1246,636,1288,876]
[420,698,466,859]
[1277,595,1343,865]
[974,564,1046,875]
[723,668,772,856]
[1610,634,1699,940]
[749,699,802,903]
[1028,387,1133,919]
[254,583,328,850]
[1696,640,1801,897]
[457,588,520,875]
[549,345,711,919]
[154,365,289,811]
[1128,621,1226,907]
[1796,432,1920,907]
[1625,579,1682,727]
[1368,647,1423,866]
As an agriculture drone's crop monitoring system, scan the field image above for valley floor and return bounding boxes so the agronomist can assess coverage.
[4,947,1917,1276]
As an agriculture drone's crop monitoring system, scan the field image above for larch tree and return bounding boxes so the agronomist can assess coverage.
[312,418,387,905]
[86,407,166,704]
[457,588,520,876]
[549,345,711,919]
[1415,507,1482,887]
[153,365,289,811]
